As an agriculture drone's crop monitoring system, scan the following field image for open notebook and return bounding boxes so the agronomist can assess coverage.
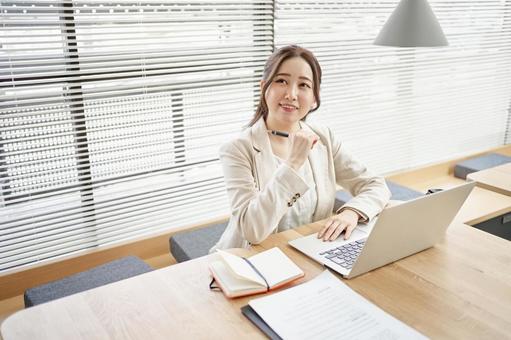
[209,247,304,298]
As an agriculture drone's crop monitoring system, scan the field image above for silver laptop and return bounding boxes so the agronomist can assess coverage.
[289,182,475,279]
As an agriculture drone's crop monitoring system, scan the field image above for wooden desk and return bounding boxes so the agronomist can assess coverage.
[467,163,511,196]
[2,188,511,340]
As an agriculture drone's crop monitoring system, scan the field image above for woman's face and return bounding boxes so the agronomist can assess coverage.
[263,57,316,126]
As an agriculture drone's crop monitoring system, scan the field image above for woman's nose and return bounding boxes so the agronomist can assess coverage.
[285,85,298,100]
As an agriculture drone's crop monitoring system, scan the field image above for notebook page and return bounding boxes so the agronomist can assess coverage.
[209,261,264,294]
[249,270,427,340]
[248,247,304,287]
[217,250,265,286]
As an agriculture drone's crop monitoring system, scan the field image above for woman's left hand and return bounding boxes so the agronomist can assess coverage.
[317,209,360,241]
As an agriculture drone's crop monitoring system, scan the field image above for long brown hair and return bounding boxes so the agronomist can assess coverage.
[248,45,322,127]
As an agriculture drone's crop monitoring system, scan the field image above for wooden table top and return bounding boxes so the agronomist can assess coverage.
[2,187,511,340]
[467,162,511,196]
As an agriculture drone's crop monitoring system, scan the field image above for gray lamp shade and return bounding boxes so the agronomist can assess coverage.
[374,0,448,47]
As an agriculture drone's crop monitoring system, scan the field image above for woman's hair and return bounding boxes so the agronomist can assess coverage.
[247,45,322,127]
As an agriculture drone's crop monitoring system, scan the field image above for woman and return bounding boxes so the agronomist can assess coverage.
[211,45,390,252]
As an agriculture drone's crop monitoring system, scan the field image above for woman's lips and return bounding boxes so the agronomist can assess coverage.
[279,103,298,112]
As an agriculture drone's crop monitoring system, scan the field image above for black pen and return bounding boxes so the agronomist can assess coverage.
[267,130,289,138]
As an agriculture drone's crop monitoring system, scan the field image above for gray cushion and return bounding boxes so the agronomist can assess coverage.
[334,180,423,211]
[24,256,152,307]
[170,222,228,263]
[454,153,511,179]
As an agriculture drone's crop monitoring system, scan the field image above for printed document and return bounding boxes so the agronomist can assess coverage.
[249,270,427,340]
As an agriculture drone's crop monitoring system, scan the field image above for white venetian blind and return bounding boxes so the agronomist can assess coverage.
[276,0,511,173]
[507,105,511,143]
[0,0,273,272]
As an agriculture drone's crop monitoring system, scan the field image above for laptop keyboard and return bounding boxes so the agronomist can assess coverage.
[320,238,367,270]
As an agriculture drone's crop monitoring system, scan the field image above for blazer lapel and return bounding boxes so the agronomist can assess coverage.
[301,122,331,219]
[250,118,276,190]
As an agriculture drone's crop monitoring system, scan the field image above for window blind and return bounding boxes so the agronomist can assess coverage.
[275,0,511,173]
[507,103,511,143]
[0,0,273,272]
[2,0,511,273]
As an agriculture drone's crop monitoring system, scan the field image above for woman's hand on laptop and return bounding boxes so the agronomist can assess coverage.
[317,209,360,241]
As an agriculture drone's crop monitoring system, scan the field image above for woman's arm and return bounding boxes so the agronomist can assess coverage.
[220,142,309,244]
[329,128,390,221]
[318,128,390,241]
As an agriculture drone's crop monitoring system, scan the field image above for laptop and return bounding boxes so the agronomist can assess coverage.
[289,182,475,279]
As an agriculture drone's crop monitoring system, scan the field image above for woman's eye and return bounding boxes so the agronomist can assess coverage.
[300,83,311,88]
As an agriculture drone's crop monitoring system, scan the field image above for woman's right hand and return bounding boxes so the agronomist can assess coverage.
[286,130,319,170]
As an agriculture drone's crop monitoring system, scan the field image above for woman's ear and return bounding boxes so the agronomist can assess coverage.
[310,101,317,110]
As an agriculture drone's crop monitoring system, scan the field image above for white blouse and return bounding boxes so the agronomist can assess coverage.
[274,156,318,232]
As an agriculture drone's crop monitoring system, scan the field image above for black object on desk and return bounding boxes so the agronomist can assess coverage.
[472,212,511,241]
[241,305,282,340]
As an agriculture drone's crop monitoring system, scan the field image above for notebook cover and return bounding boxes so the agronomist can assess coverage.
[241,305,282,340]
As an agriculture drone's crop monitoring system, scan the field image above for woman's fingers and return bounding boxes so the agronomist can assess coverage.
[317,218,334,239]
[286,131,318,170]
[318,210,360,241]
[344,224,357,240]
[293,131,319,149]
[318,219,336,240]
[322,222,339,241]
[329,222,348,241]
[320,219,345,241]
[318,219,358,241]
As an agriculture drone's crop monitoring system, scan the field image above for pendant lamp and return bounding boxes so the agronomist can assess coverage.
[374,0,448,47]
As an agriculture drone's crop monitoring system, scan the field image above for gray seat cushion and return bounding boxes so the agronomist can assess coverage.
[24,256,152,307]
[170,221,228,263]
[454,153,511,179]
[334,180,423,211]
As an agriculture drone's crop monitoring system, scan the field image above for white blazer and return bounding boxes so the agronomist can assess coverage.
[210,117,390,252]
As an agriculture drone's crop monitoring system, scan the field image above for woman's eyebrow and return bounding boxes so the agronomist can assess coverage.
[275,73,312,83]
[299,76,313,83]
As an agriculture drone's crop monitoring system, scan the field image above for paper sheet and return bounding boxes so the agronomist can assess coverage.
[249,270,427,340]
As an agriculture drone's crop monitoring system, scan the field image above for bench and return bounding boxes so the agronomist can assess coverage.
[24,256,153,307]
[454,153,511,180]
[333,180,423,211]
[170,222,228,263]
